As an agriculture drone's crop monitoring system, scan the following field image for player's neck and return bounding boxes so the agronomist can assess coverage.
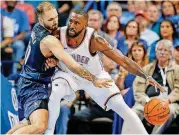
[39,23,52,33]
[67,29,86,47]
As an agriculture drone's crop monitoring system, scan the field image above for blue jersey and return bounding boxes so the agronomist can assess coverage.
[1,8,29,37]
[20,23,55,83]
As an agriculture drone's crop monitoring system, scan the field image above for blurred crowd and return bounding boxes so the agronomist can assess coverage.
[1,0,179,134]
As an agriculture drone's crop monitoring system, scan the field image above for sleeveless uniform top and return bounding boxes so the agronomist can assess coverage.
[58,26,105,76]
[20,23,55,83]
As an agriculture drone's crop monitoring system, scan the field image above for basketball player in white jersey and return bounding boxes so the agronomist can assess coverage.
[45,9,165,134]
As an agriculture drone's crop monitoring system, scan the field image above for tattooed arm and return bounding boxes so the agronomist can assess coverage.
[90,32,164,91]
[90,32,148,79]
[41,35,112,88]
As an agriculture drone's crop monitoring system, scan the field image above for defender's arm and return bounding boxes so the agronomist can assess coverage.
[41,35,112,88]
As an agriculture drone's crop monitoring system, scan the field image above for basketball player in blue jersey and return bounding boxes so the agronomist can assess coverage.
[45,9,166,134]
[6,2,112,134]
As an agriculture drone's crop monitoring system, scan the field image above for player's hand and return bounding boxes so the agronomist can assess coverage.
[5,47,13,53]
[146,76,165,92]
[45,58,58,70]
[161,99,171,104]
[92,79,113,88]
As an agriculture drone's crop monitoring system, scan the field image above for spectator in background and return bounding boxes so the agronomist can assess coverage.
[147,4,161,35]
[132,39,179,134]
[161,1,177,18]
[116,41,149,96]
[15,2,36,47]
[57,1,73,27]
[117,20,148,55]
[150,0,162,10]
[161,1,179,35]
[88,9,116,48]
[135,10,159,48]
[173,44,179,65]
[127,0,136,13]
[174,2,179,14]
[149,20,179,61]
[103,2,122,29]
[83,1,111,18]
[104,15,123,45]
[134,1,147,12]
[113,41,149,134]
[57,1,85,27]
[1,1,29,73]
[106,2,122,19]
[1,15,14,76]
[120,0,135,27]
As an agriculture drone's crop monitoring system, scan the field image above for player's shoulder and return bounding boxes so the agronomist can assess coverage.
[32,23,43,31]
[33,23,50,38]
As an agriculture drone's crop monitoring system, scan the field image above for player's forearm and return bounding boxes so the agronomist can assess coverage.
[104,50,148,80]
[121,56,147,79]
[68,63,96,82]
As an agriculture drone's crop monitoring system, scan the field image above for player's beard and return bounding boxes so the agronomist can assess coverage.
[67,27,84,38]
[44,23,58,31]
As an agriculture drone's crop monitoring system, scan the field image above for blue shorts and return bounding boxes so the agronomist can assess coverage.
[18,77,49,119]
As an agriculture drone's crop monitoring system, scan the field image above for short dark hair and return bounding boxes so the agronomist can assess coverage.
[70,8,88,21]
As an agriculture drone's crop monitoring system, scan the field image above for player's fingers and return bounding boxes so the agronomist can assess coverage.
[105,82,112,87]
[155,82,165,92]
[106,79,113,82]
[45,63,49,68]
[103,82,112,88]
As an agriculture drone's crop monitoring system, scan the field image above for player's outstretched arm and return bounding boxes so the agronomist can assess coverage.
[41,35,112,88]
[91,32,164,92]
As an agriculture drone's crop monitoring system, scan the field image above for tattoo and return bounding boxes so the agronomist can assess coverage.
[68,65,97,82]
[92,32,115,52]
[92,32,106,44]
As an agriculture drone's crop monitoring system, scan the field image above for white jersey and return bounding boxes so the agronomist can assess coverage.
[57,26,106,77]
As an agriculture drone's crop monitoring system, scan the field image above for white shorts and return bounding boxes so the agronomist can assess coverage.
[52,71,120,110]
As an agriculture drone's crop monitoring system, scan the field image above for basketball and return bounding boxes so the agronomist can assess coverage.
[144,98,170,125]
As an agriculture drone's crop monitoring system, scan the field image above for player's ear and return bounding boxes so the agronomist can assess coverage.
[84,21,88,28]
[38,17,43,24]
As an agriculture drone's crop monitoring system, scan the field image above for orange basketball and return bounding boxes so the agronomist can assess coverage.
[144,98,170,125]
